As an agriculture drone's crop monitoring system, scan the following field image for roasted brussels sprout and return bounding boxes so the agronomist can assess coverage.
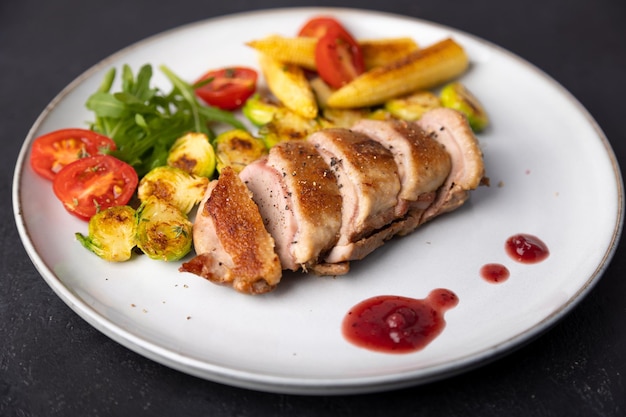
[242,94,279,126]
[384,90,442,121]
[260,108,322,148]
[137,166,208,214]
[166,132,216,178]
[75,205,137,262]
[214,129,268,173]
[243,93,322,148]
[321,107,372,128]
[135,195,193,262]
[440,82,489,132]
[367,108,394,120]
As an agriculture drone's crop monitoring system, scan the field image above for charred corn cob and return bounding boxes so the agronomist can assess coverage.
[326,38,469,109]
[359,37,418,69]
[248,35,318,70]
[257,53,318,119]
[248,36,419,71]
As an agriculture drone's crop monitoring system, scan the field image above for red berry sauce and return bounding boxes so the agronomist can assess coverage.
[342,289,458,353]
[505,233,550,264]
[480,263,510,283]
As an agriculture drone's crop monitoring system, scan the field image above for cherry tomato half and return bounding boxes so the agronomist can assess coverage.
[195,67,258,110]
[30,128,117,181]
[53,154,138,221]
[297,16,352,39]
[315,29,365,89]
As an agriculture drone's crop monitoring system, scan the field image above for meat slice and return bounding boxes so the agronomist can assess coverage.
[308,128,401,264]
[240,140,342,271]
[351,118,451,217]
[416,108,485,224]
[179,166,281,294]
[239,157,296,270]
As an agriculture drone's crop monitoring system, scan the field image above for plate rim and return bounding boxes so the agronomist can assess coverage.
[11,6,625,395]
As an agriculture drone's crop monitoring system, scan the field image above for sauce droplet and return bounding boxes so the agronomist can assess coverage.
[505,233,550,264]
[480,263,510,283]
[342,289,458,353]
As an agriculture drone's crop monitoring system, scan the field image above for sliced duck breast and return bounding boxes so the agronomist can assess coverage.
[239,156,297,270]
[416,108,486,224]
[351,118,452,217]
[183,108,486,291]
[180,166,281,294]
[240,140,342,271]
[308,128,401,263]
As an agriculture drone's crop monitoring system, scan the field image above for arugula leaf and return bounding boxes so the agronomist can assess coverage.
[86,63,246,177]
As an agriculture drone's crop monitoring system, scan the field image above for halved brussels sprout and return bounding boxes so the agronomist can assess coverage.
[367,108,393,120]
[321,107,372,128]
[214,129,268,173]
[75,205,137,262]
[135,195,193,262]
[440,82,489,132]
[243,93,322,148]
[137,166,208,214]
[259,108,322,148]
[166,132,216,178]
[242,94,279,126]
[384,90,442,121]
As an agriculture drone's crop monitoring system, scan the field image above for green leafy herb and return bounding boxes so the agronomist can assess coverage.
[86,64,245,177]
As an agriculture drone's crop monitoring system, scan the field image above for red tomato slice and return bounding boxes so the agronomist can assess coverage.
[30,128,116,181]
[315,29,365,89]
[297,16,352,39]
[195,67,258,110]
[53,154,138,221]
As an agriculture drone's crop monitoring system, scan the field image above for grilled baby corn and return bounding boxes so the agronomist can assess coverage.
[257,53,318,119]
[326,38,468,108]
[247,36,419,71]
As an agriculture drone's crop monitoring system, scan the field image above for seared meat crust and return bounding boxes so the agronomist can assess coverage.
[180,166,281,294]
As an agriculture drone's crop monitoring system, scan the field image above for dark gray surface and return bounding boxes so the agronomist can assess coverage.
[2,0,625,415]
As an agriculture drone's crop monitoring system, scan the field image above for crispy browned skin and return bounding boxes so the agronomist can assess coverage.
[180,167,281,294]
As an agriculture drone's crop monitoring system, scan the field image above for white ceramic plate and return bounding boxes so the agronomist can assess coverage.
[13,8,623,395]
